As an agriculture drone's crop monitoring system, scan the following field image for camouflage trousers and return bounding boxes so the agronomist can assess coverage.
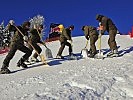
[108,30,117,50]
[57,41,72,56]
[89,34,98,54]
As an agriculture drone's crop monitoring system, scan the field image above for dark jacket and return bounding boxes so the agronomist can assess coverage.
[100,16,117,34]
[7,24,16,32]
[83,26,98,40]
[59,28,72,42]
[11,26,28,45]
[29,29,43,44]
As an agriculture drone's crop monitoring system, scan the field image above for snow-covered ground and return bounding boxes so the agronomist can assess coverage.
[0,35,133,100]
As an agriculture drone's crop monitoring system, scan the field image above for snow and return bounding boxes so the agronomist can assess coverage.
[0,35,133,100]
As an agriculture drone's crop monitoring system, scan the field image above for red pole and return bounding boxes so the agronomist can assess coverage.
[131,26,133,38]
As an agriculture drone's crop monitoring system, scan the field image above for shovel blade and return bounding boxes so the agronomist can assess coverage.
[94,52,104,59]
[81,48,89,58]
[40,55,48,65]
[45,48,53,59]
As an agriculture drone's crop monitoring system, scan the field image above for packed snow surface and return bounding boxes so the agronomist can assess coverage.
[0,35,133,100]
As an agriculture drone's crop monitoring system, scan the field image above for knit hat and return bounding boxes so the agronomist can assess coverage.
[69,25,74,29]
[96,14,103,20]
[22,21,30,27]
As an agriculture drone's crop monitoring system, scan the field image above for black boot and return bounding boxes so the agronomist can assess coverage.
[0,65,11,74]
[24,59,31,65]
[69,52,73,56]
[17,58,28,68]
[56,55,64,59]
[107,49,119,57]
[88,49,92,54]
[88,52,97,58]
[107,50,114,57]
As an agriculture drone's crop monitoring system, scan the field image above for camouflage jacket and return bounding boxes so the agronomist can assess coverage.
[11,26,28,45]
[100,16,117,34]
[59,28,72,42]
[29,29,43,44]
[83,26,98,40]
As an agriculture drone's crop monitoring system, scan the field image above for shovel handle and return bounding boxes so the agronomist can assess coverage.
[84,40,88,49]
[14,25,45,61]
[14,25,40,55]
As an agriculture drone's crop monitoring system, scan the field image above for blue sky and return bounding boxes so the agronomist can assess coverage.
[1,0,133,37]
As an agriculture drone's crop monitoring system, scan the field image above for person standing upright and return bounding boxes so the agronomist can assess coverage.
[96,14,119,57]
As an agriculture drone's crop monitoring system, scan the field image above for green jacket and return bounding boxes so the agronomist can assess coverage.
[83,26,98,40]
[11,26,28,46]
[29,29,43,44]
[59,28,72,42]
[100,16,117,34]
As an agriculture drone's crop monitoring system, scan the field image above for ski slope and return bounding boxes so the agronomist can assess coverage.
[0,35,133,100]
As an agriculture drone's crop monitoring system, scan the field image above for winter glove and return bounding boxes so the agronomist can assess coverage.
[85,36,89,40]
[24,41,28,47]
[117,30,120,34]
[67,40,72,44]
[23,36,28,42]
[99,22,102,26]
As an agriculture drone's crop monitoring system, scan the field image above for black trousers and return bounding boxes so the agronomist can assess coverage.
[3,43,32,67]
[28,42,42,58]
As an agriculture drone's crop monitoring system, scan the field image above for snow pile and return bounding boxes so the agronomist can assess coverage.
[0,35,133,100]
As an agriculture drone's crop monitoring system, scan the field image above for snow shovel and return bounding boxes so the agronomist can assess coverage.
[81,40,89,58]
[43,43,53,59]
[36,29,53,59]
[14,25,47,65]
[95,30,104,59]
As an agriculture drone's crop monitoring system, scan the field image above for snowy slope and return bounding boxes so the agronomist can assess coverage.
[0,35,133,100]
